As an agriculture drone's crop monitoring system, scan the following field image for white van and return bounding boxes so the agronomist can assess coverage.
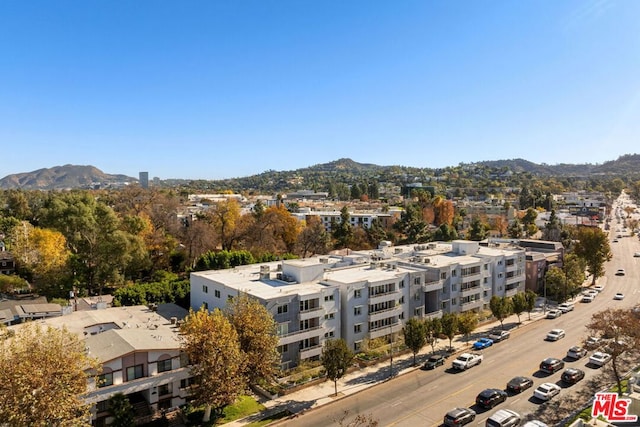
[557,302,574,313]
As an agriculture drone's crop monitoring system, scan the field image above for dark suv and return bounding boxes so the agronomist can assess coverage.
[475,388,508,409]
[444,407,476,427]
[506,376,534,393]
[561,368,585,385]
[539,357,565,374]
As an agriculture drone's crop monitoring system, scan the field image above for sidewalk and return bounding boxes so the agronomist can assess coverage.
[225,307,549,427]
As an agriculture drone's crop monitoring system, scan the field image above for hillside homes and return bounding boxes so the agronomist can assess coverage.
[191,239,527,368]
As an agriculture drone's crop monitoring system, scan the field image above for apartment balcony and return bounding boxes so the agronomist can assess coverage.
[506,273,524,285]
[460,299,483,311]
[369,289,401,305]
[299,344,323,360]
[460,285,482,297]
[460,272,482,283]
[278,326,323,346]
[422,280,443,293]
[368,305,403,323]
[424,310,442,320]
[84,367,191,405]
[368,322,401,340]
[505,287,519,298]
[299,307,323,321]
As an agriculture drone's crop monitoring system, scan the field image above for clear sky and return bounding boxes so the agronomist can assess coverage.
[1,1,639,180]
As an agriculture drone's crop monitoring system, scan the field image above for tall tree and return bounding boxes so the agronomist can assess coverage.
[440,312,459,351]
[511,292,528,324]
[209,198,242,251]
[0,322,98,426]
[424,317,442,354]
[108,393,135,427]
[468,218,489,241]
[180,307,245,423]
[456,311,478,342]
[586,308,640,395]
[225,293,280,385]
[321,339,354,397]
[296,216,331,258]
[332,206,354,249]
[403,318,426,366]
[572,227,612,285]
[524,290,537,321]
[489,296,513,329]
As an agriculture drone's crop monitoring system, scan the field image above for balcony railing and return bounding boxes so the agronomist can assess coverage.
[368,305,403,322]
[422,280,443,293]
[278,326,322,346]
[299,344,323,360]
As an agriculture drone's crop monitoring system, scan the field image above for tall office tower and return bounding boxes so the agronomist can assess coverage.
[139,171,149,189]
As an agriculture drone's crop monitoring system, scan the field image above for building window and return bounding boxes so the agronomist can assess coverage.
[126,364,144,381]
[400,280,405,288]
[157,359,172,373]
[96,400,110,413]
[324,331,334,338]
[278,344,289,353]
[413,307,422,316]
[354,289,362,298]
[158,383,170,396]
[214,290,221,298]
[354,306,362,316]
[452,284,457,292]
[484,264,489,270]
[202,285,208,293]
[180,378,195,389]
[484,277,488,284]
[277,305,288,314]
[202,302,208,310]
[354,324,362,333]
[414,293,420,301]
[452,270,457,277]
[227,295,234,301]
[399,296,404,304]
[498,273,503,278]
[324,294,334,301]
[451,298,457,306]
[440,272,447,280]
[354,341,362,351]
[98,372,113,388]
[324,313,335,320]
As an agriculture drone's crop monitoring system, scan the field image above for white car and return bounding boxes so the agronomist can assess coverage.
[614,293,625,300]
[557,303,574,313]
[616,269,625,276]
[633,252,640,257]
[582,294,595,303]
[533,382,561,401]
[589,352,612,367]
[585,336,602,349]
[593,284,605,292]
[546,329,566,341]
[546,309,562,319]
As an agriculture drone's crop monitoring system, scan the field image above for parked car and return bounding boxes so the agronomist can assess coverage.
[582,294,595,303]
[546,329,566,341]
[486,409,521,427]
[476,388,508,409]
[472,338,494,350]
[589,352,612,367]
[423,354,446,370]
[539,357,565,374]
[633,252,640,257]
[585,336,602,349]
[488,330,511,342]
[522,421,548,427]
[444,407,476,427]
[561,368,585,385]
[593,284,605,292]
[557,302,574,313]
[614,293,625,300]
[546,309,562,319]
[616,269,626,276]
[452,353,483,370]
[566,346,587,360]
[506,376,533,393]
[533,382,561,401]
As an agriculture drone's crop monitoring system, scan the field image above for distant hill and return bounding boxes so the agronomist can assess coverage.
[0,165,136,190]
[2,154,639,190]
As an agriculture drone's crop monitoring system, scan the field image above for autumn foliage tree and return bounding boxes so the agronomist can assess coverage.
[180,307,245,423]
[0,322,98,426]
[572,226,612,285]
[225,293,280,385]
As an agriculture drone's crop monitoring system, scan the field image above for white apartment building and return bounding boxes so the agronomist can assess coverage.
[191,240,526,362]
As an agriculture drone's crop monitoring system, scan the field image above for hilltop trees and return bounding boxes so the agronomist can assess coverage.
[0,322,98,426]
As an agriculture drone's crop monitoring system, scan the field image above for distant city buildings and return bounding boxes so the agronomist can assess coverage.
[139,171,149,189]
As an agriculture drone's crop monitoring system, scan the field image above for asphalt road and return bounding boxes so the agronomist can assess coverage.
[279,217,640,427]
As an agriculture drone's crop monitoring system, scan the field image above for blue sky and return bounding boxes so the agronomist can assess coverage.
[1,1,639,180]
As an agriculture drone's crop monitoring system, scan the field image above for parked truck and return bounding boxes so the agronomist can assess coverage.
[452,353,483,370]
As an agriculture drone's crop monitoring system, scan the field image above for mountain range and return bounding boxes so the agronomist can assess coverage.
[1,154,639,190]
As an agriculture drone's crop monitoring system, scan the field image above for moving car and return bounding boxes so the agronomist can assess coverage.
[616,269,626,276]
[539,357,565,374]
[566,346,587,360]
[589,351,612,367]
[506,376,533,393]
[533,382,561,401]
[472,338,494,350]
[633,252,640,257]
[561,368,585,385]
[546,329,566,341]
[444,407,476,427]
[475,388,508,409]
[488,330,510,342]
[423,354,446,370]
[614,293,625,300]
[546,309,562,319]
